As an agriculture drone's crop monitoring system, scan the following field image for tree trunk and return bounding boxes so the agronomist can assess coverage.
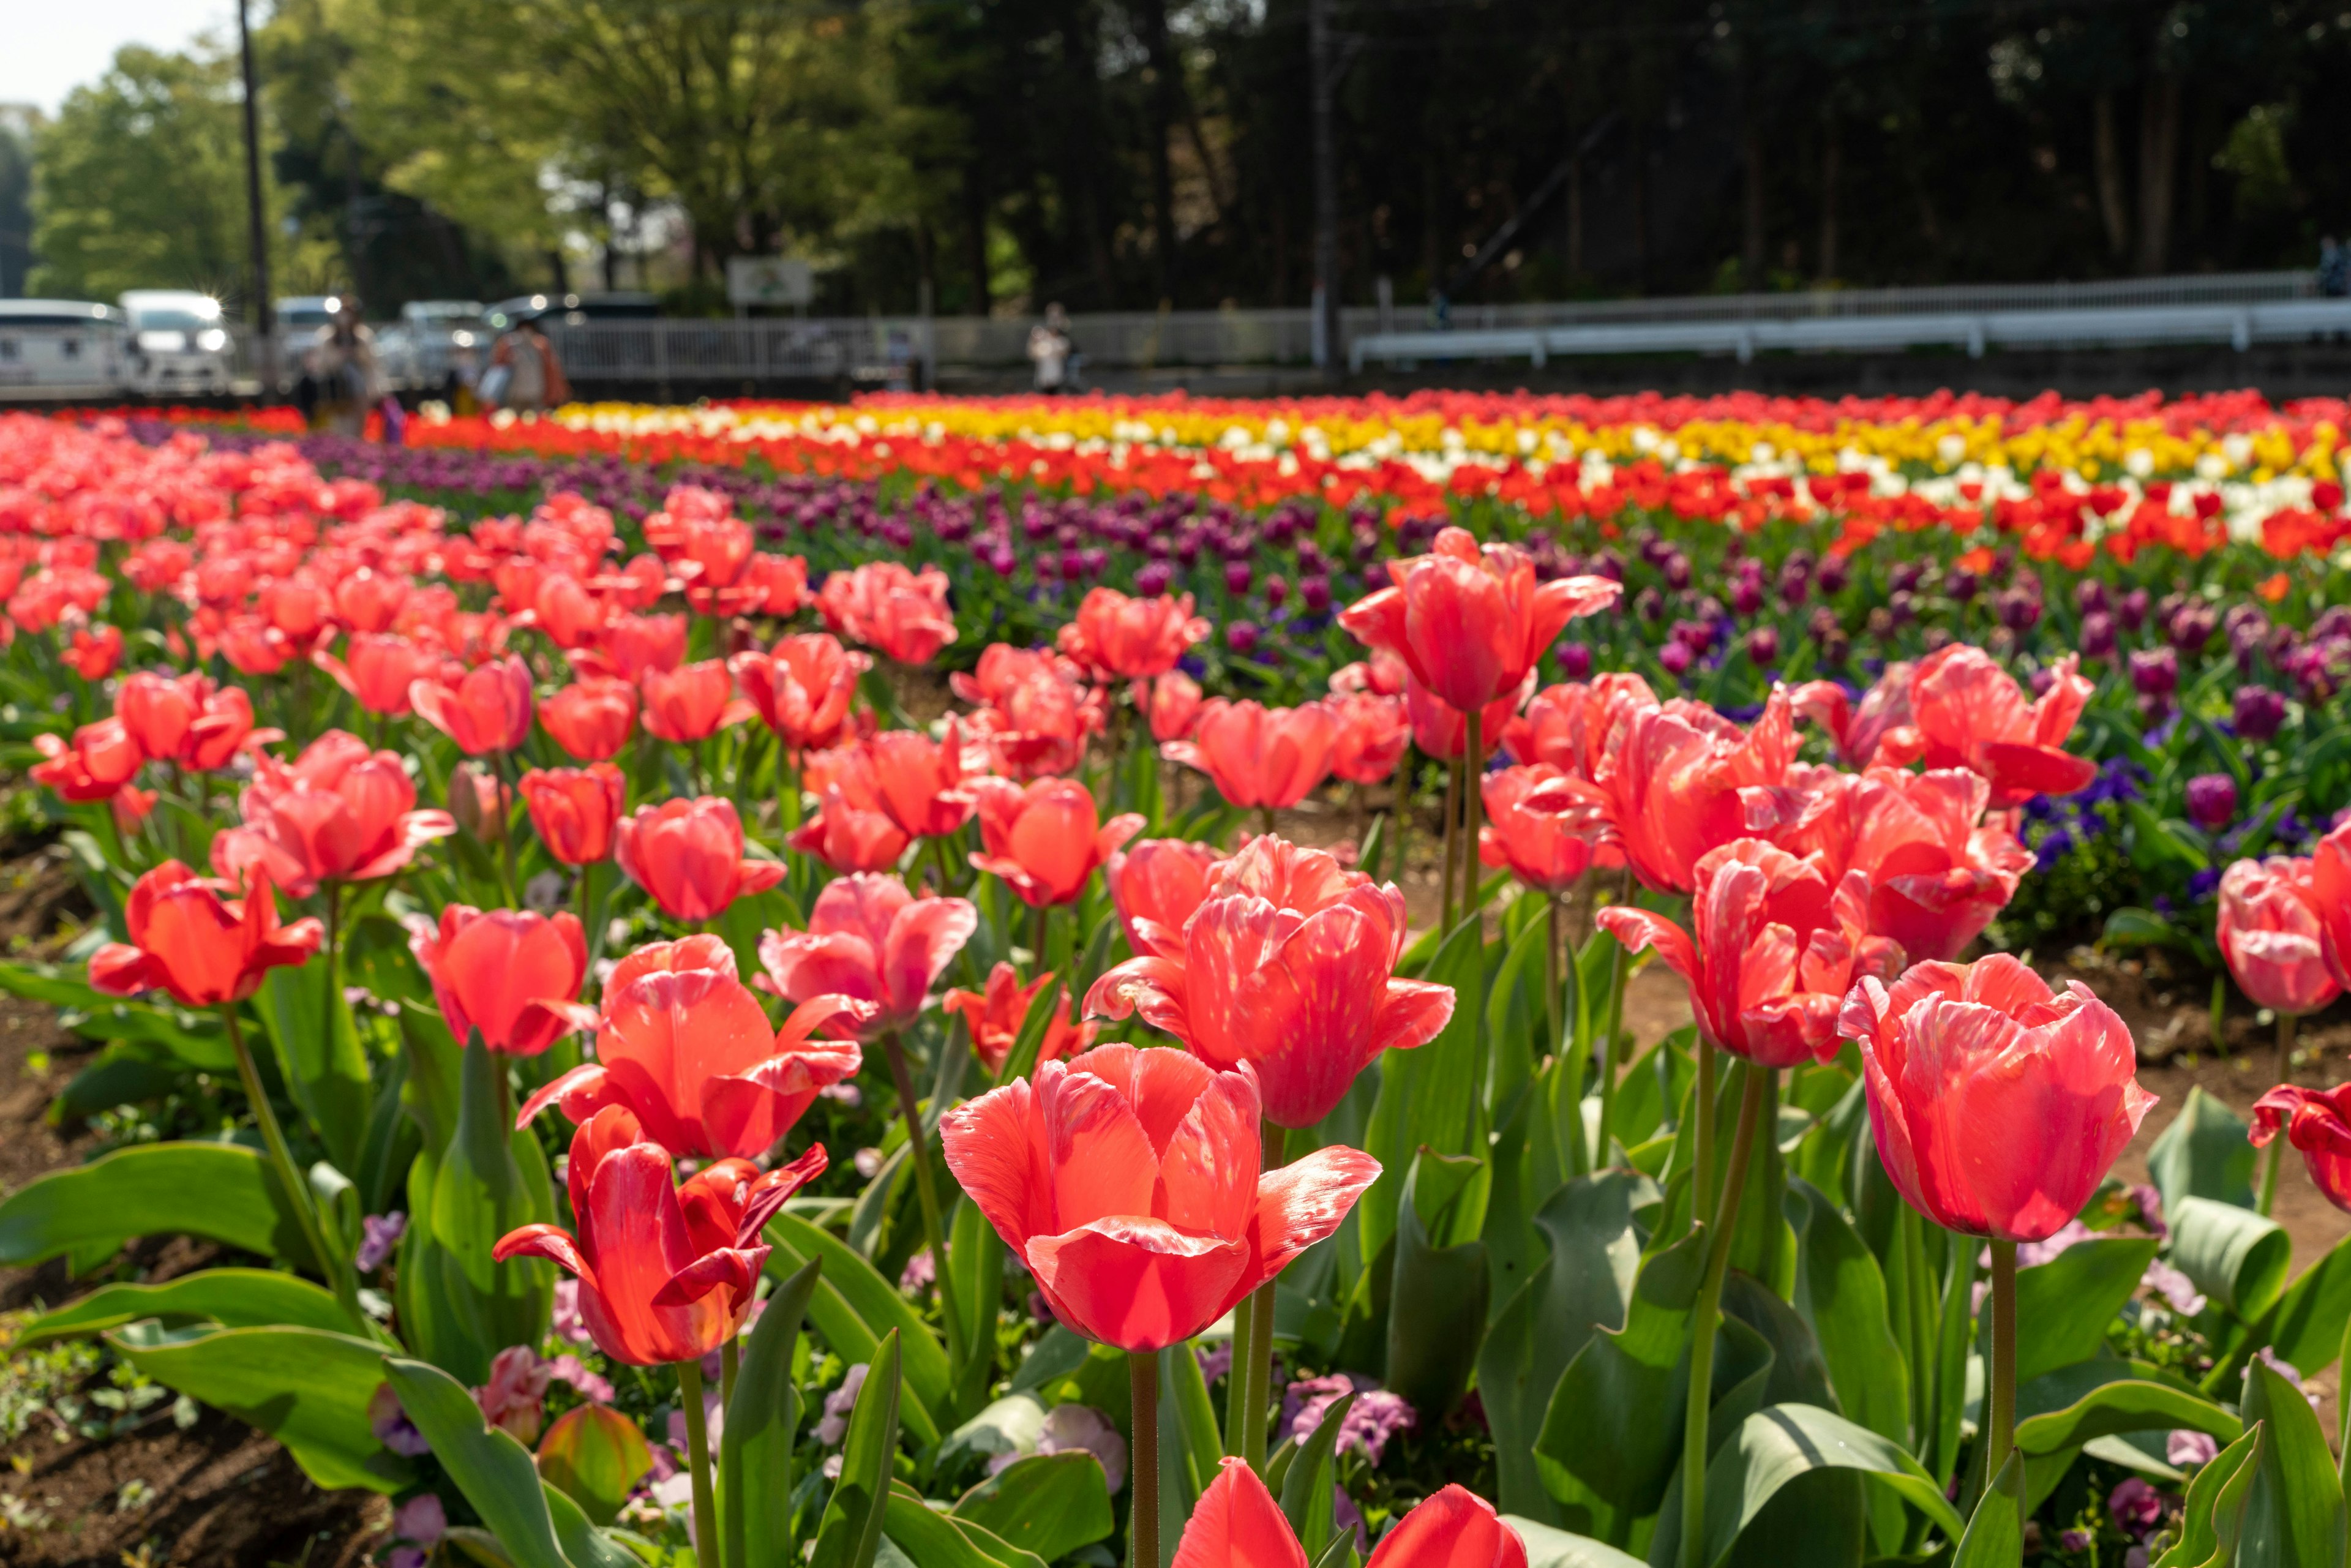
[2135,73,2183,276]
[1137,0,1180,302]
[1632,122,1651,292]
[1742,119,1766,287]
[1817,118,1841,282]
[963,167,992,312]
[1568,156,1583,275]
[2093,92,2130,260]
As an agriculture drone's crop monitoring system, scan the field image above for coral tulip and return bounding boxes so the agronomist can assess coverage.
[1060,588,1210,678]
[31,718,142,802]
[1404,673,1529,763]
[1589,691,1797,894]
[89,861,321,1007]
[969,777,1144,908]
[1163,699,1338,812]
[755,872,977,1038]
[1873,647,2096,806]
[519,763,627,866]
[1327,693,1409,786]
[639,659,752,745]
[1329,650,1409,699]
[731,633,868,754]
[411,656,534,756]
[316,634,433,717]
[333,568,408,634]
[2218,855,2342,1016]
[615,797,787,922]
[593,612,688,680]
[787,749,915,876]
[519,935,868,1159]
[1479,764,1611,893]
[1502,675,1658,778]
[409,904,597,1056]
[495,1108,824,1366]
[114,674,255,772]
[969,669,1098,779]
[1087,836,1454,1128]
[1141,670,1204,743]
[533,572,607,649]
[867,723,979,839]
[2301,819,2351,987]
[62,625,122,681]
[1171,1458,1524,1568]
[943,962,1097,1073]
[209,730,456,897]
[1840,955,2155,1242]
[541,678,639,762]
[817,561,958,666]
[1106,838,1223,959]
[1601,839,1901,1068]
[2251,1084,2351,1215]
[940,1045,1380,1350]
[1338,525,1620,712]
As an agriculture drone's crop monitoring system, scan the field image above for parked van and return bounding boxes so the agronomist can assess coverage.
[0,301,130,399]
[119,290,234,394]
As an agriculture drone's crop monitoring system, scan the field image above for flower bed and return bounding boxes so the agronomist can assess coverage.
[1,402,2347,1567]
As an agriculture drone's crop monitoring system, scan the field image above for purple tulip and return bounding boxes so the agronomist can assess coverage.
[2119,587,2151,631]
[1558,642,1593,680]
[1226,620,1260,655]
[2130,647,2179,697]
[1224,560,1253,595]
[1746,626,1780,665]
[1300,574,1331,613]
[2234,685,2287,741]
[2081,611,2117,659]
[2185,773,2238,830]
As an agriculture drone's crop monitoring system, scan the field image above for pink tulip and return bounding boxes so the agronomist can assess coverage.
[756,873,977,1038]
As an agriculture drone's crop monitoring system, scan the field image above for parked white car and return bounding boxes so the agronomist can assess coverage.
[119,290,233,394]
[378,299,487,392]
[0,300,130,399]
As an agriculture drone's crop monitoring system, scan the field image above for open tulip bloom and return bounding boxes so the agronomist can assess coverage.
[1174,1458,1525,1568]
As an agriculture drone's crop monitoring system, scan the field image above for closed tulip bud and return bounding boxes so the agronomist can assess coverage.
[2218,855,2340,1017]
[2184,772,2237,830]
[519,763,626,866]
[969,777,1143,909]
[448,763,508,841]
[411,656,534,756]
[2234,685,2287,742]
[410,904,596,1056]
[541,679,639,762]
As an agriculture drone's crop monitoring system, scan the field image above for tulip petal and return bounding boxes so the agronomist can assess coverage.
[1172,1458,1311,1568]
[1366,1485,1528,1568]
[517,1063,607,1130]
[940,1079,1054,1254]
[1237,1146,1382,1307]
[1027,1215,1250,1352]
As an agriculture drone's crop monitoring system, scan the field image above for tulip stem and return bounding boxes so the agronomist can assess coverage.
[1129,1349,1162,1568]
[677,1357,721,1568]
[1679,1063,1766,1568]
[2260,1013,2295,1217]
[220,1005,359,1331]
[1690,1037,1717,1242]
[720,1337,739,1415]
[1551,895,1590,1178]
[880,1029,969,1373]
[2338,1308,2351,1493]
[1987,1239,2021,1542]
[1463,710,1487,1152]
[1223,1268,1256,1459]
[1594,867,1634,1171]
[1035,902,1051,972]
[1237,1120,1286,1471]
[490,751,521,907]
[1439,763,1460,931]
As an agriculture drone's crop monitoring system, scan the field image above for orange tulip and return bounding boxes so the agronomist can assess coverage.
[62,625,122,681]
[541,678,639,762]
[942,962,1097,1073]
[1588,689,1797,895]
[1870,647,2096,807]
[31,717,142,803]
[1141,670,1204,743]
[1501,674,1658,778]
[409,904,597,1056]
[868,722,980,839]
[519,763,627,866]
[90,861,322,1008]
[616,797,787,922]
[315,634,434,717]
[1163,699,1337,812]
[592,612,688,681]
[1479,763,1611,893]
[969,777,1144,907]
[787,744,914,874]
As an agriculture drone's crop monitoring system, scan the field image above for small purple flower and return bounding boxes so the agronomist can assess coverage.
[552,1278,594,1346]
[816,1364,868,1446]
[2167,1428,2221,1468]
[1280,1374,1418,1465]
[2107,1476,2165,1538]
[2184,773,2238,830]
[393,1494,447,1547]
[1195,1342,1234,1384]
[2060,1528,2093,1552]
[1333,1484,1368,1551]
[1038,1403,1128,1493]
[356,1211,408,1274]
[2140,1256,2207,1316]
[2234,685,2287,743]
[899,1248,936,1293]
[369,1382,432,1457]
[549,1353,617,1405]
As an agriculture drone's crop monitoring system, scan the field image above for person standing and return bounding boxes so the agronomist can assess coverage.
[1026,302,1074,394]
[309,297,380,437]
[2322,236,2349,299]
[486,311,571,413]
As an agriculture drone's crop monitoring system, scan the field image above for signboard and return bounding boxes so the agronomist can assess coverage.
[726,257,815,308]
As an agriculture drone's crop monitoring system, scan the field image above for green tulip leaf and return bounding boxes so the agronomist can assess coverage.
[726,1253,820,1568]
[2146,1087,2257,1214]
[2267,1229,2351,1378]
[107,1322,414,1495]
[1953,1452,2024,1568]
[0,1140,319,1274]
[255,959,373,1173]
[2003,1237,2161,1388]
[953,1451,1116,1561]
[1785,1179,1907,1449]
[19,1266,349,1346]
[1386,1149,1490,1420]
[888,1480,1049,1568]
[1503,1517,1648,1568]
[1681,1403,1965,1568]
[2238,1357,2349,1568]
[765,1210,948,1447]
[2153,1423,2263,1568]
[811,1329,904,1568]
[381,1354,575,1568]
[2014,1375,2242,1457]
[2170,1196,2292,1321]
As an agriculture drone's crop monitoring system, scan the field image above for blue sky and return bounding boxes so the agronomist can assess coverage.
[5,3,235,118]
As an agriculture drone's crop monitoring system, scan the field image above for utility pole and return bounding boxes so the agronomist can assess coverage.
[1310,0,1340,381]
[236,0,277,396]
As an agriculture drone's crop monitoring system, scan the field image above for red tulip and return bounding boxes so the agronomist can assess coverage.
[2303,819,2351,988]
[409,904,597,1056]
[1327,692,1409,786]
[1328,650,1409,699]
[1059,588,1210,678]
[220,615,293,675]
[940,1045,1380,1351]
[1479,763,1611,893]
[541,678,639,762]
[209,730,456,898]
[817,561,958,666]
[733,552,810,618]
[1087,836,1454,1128]
[787,747,915,875]
[969,777,1144,908]
[731,633,869,754]
[615,797,787,922]
[495,1107,824,1366]
[115,672,255,771]
[639,659,753,744]
[533,572,607,649]
[1163,699,1338,811]
[2251,1084,2351,1215]
[1171,1458,1525,1568]
[1745,765,2030,963]
[1502,675,1659,778]
[519,763,627,866]
[593,612,689,681]
[1840,955,2155,1242]
[62,625,122,681]
[411,656,534,756]
[1589,690,1797,894]
[1338,525,1620,711]
[332,568,408,634]
[968,669,1098,779]
[755,872,977,1038]
[89,861,321,1008]
[1601,838,1901,1068]
[943,962,1097,1073]
[868,722,980,839]
[1106,838,1223,959]
[1791,662,1913,768]
[1403,672,1529,763]
[951,643,1085,710]
[519,935,868,1159]
[315,634,433,717]
[2218,855,2342,1016]
[31,718,142,802]
[1873,647,2095,807]
[1141,670,1204,743]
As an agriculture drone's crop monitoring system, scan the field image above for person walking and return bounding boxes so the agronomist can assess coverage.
[1026,302,1074,394]
[309,297,381,437]
[484,310,571,413]
[2322,236,2349,299]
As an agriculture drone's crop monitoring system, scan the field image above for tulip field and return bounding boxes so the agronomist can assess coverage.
[2,388,2351,1567]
